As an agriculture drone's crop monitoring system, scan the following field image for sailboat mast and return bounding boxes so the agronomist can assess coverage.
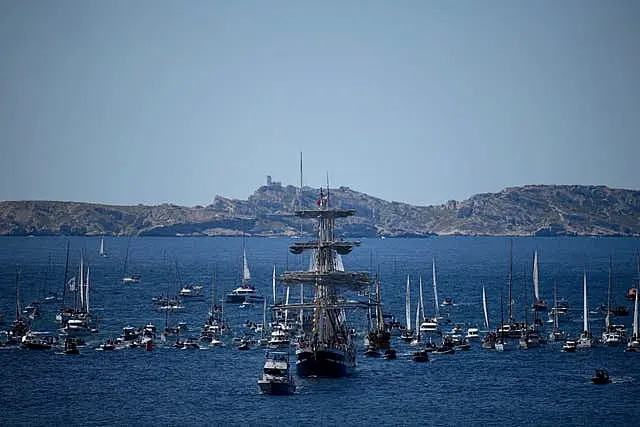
[61,240,70,307]
[15,268,21,321]
[634,290,639,340]
[508,240,513,322]
[432,258,439,319]
[262,298,267,339]
[583,271,589,333]
[415,299,421,342]
[533,251,539,302]
[553,274,559,330]
[500,290,505,337]
[272,264,277,303]
[482,285,490,330]
[211,268,217,311]
[405,274,411,331]
[376,275,384,331]
[123,240,130,278]
[79,254,85,310]
[85,266,90,314]
[419,274,425,321]
[522,265,528,327]
[606,257,612,329]
[284,287,290,325]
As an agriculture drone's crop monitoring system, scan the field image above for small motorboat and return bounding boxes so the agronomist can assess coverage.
[364,345,381,357]
[591,369,611,384]
[99,338,117,351]
[20,331,54,350]
[383,348,397,360]
[465,327,480,341]
[412,349,429,362]
[562,340,577,352]
[64,337,80,355]
[182,337,200,350]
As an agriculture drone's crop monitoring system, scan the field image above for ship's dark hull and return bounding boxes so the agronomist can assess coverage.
[258,380,296,395]
[296,348,355,377]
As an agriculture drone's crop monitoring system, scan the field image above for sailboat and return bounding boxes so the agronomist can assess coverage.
[225,246,264,303]
[497,240,526,338]
[626,252,640,301]
[532,251,547,311]
[61,254,94,336]
[481,286,496,349]
[122,239,140,284]
[602,258,624,346]
[10,269,30,343]
[626,290,640,351]
[576,270,595,348]
[410,294,421,346]
[201,269,229,345]
[400,275,413,342]
[419,270,439,334]
[495,291,509,352]
[99,237,106,257]
[548,275,565,342]
[411,299,431,361]
[366,274,391,351]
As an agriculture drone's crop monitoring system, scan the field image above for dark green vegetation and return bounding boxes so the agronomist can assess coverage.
[0,185,638,237]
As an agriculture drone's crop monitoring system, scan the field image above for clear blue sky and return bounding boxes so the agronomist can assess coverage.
[1,1,638,207]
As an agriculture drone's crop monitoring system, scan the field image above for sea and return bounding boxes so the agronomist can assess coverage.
[1,235,639,426]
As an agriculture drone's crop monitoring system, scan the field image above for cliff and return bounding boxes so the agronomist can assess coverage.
[0,184,638,237]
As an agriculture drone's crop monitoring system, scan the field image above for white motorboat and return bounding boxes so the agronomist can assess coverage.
[258,351,296,395]
[465,327,480,341]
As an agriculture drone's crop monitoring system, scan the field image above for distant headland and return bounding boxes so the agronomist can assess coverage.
[0,184,638,237]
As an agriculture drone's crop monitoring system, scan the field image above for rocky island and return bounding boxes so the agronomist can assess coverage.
[0,184,638,237]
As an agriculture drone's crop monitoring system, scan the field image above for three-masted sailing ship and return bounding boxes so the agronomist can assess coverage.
[279,188,370,377]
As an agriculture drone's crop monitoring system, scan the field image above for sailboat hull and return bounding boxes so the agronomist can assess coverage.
[296,348,355,377]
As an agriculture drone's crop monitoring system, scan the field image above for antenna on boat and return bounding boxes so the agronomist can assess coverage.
[299,152,303,193]
[326,171,330,207]
[299,152,304,236]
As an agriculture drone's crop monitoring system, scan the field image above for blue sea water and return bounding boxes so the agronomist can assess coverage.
[1,236,640,426]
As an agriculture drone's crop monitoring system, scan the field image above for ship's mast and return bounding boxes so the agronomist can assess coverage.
[280,187,370,343]
[508,239,514,323]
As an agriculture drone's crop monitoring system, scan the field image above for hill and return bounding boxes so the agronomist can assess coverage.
[0,184,638,237]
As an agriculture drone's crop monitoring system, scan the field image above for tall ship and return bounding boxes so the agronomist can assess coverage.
[279,187,370,377]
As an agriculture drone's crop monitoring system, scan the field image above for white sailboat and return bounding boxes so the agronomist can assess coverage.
[122,240,140,284]
[627,291,640,351]
[481,286,496,348]
[577,271,594,348]
[548,275,565,341]
[602,260,623,346]
[99,237,106,257]
[410,297,421,346]
[400,275,413,341]
[226,247,263,303]
[532,251,547,311]
[419,273,438,333]
[420,261,440,333]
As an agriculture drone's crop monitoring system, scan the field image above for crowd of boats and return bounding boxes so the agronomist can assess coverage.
[2,190,639,394]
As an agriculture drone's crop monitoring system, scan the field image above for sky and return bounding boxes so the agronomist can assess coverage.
[1,1,639,207]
